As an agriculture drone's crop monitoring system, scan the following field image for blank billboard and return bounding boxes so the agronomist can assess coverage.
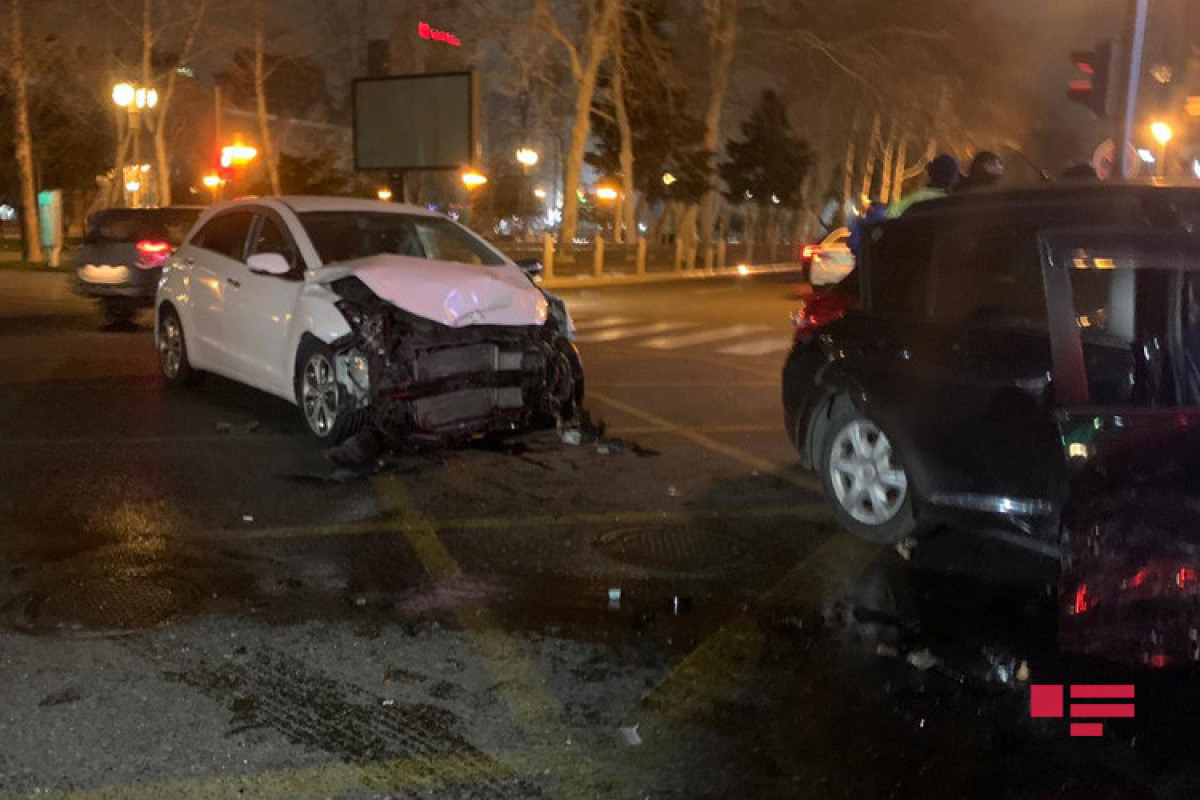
[353,72,474,171]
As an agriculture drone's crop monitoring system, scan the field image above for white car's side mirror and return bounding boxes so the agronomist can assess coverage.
[247,252,292,276]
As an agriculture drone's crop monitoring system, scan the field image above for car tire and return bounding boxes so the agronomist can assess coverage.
[157,306,201,387]
[294,338,365,444]
[100,298,137,327]
[819,403,916,544]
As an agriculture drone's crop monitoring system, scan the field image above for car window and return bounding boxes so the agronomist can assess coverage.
[862,220,934,317]
[84,208,199,245]
[299,212,505,267]
[250,215,301,273]
[928,223,1046,330]
[191,212,254,261]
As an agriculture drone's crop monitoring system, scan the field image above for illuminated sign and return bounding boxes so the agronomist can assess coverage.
[418,22,461,47]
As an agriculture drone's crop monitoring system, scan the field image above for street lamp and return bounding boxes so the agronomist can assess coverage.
[515,147,539,168]
[112,82,159,206]
[661,172,677,186]
[220,141,258,168]
[595,185,618,201]
[533,187,547,199]
[1151,121,1172,178]
[376,187,393,201]
[202,173,225,203]
[461,168,488,188]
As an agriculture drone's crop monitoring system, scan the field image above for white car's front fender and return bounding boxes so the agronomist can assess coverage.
[284,284,354,402]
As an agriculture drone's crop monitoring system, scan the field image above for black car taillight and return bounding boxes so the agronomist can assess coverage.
[135,239,172,269]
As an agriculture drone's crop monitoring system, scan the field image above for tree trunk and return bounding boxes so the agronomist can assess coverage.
[858,109,882,206]
[254,2,281,195]
[153,1,208,206]
[9,0,43,262]
[555,0,620,260]
[697,0,739,265]
[879,121,897,204]
[840,138,856,224]
[612,42,635,245]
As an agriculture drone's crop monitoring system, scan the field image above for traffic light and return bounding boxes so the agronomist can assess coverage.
[1068,41,1115,119]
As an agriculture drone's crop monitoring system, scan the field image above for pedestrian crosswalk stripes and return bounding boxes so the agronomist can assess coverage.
[639,324,770,350]
[717,337,794,357]
[570,314,789,357]
[576,320,698,343]
[572,315,636,331]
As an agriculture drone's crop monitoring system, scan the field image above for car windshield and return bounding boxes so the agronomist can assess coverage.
[299,212,506,267]
[84,208,199,245]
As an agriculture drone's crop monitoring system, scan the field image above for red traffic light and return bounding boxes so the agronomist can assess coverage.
[1067,41,1115,119]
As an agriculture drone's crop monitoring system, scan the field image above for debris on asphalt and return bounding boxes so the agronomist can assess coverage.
[875,643,899,658]
[608,588,621,611]
[667,486,681,497]
[38,687,82,707]
[619,724,643,746]
[353,596,368,607]
[1016,660,1031,683]
[560,427,583,446]
[325,429,385,473]
[216,420,260,435]
[671,595,692,616]
[906,648,939,671]
[596,438,625,455]
[630,441,661,457]
[895,537,919,561]
[241,514,254,523]
[381,698,396,707]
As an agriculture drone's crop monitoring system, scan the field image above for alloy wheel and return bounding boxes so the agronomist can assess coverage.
[302,353,340,436]
[158,316,182,379]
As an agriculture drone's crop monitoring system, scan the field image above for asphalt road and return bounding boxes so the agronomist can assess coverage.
[0,270,1196,799]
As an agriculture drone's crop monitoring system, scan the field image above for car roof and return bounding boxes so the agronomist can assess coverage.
[211,195,437,217]
[899,182,1200,221]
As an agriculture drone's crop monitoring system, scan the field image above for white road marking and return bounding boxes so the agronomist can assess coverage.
[717,336,793,357]
[639,324,769,350]
[577,320,697,343]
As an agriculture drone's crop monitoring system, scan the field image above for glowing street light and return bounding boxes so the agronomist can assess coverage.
[220,141,258,168]
[661,172,677,186]
[376,187,393,201]
[515,147,540,167]
[111,83,135,107]
[125,180,141,193]
[595,185,619,201]
[1151,121,1173,177]
[533,187,548,199]
[202,174,223,189]
[461,168,488,188]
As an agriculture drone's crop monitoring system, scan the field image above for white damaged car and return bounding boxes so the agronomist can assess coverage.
[155,196,583,445]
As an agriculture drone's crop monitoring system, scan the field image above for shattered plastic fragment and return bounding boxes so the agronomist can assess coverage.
[619,724,642,746]
[875,643,899,658]
[241,514,254,523]
[630,441,661,457]
[561,429,583,446]
[667,486,681,497]
[672,596,692,615]
[1016,661,1031,683]
[895,537,918,561]
[906,648,939,671]
[596,438,625,455]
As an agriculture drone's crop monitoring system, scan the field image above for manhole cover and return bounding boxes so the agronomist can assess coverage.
[23,575,200,632]
[593,526,748,571]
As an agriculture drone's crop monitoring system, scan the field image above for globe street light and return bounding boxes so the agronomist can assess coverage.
[515,147,539,168]
[461,168,488,188]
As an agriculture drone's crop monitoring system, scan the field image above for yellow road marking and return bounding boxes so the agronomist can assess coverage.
[368,475,598,796]
[205,505,830,543]
[590,390,822,492]
[2,746,593,800]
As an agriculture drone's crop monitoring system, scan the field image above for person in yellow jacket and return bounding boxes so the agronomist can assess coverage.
[888,154,960,217]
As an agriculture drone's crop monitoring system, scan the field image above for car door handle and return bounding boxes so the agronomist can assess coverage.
[227,277,241,289]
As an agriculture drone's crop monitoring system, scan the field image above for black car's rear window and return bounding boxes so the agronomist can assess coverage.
[84,209,200,245]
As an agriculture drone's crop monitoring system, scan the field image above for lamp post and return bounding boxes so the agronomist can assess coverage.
[596,184,619,240]
[1151,121,1172,178]
[112,82,157,206]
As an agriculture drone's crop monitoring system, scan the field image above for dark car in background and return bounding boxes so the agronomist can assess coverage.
[72,206,201,326]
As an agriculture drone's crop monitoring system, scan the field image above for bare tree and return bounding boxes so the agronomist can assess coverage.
[536,0,622,258]
[4,0,43,262]
[696,0,739,262]
[150,0,209,205]
[254,0,281,195]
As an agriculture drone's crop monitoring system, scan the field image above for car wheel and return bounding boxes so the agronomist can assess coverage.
[157,306,200,386]
[100,298,136,327]
[820,404,915,544]
[295,339,364,444]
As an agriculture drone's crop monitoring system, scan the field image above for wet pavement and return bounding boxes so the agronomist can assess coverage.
[1,271,1199,798]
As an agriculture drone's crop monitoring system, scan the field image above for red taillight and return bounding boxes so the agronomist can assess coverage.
[1176,567,1197,590]
[135,239,172,269]
[802,244,818,259]
[791,295,851,339]
[137,240,171,255]
[1072,583,1092,615]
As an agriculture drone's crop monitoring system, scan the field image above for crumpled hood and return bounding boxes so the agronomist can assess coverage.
[316,253,548,328]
